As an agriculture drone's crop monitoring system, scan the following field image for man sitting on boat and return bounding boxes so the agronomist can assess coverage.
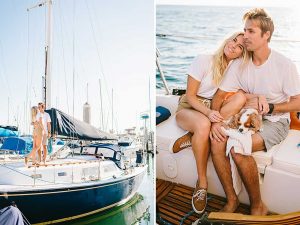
[37,102,52,164]
[210,8,300,216]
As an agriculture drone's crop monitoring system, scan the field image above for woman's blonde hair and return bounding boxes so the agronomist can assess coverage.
[211,31,249,86]
[31,106,38,124]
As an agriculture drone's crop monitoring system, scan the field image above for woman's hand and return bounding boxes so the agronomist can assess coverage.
[210,122,227,142]
[207,109,224,122]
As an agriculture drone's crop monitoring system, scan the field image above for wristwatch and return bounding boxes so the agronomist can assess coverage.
[268,103,274,114]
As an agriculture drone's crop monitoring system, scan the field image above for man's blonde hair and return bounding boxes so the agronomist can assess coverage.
[243,8,274,42]
[211,31,249,86]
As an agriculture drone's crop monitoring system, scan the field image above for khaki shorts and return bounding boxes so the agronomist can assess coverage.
[259,118,289,151]
[42,134,48,146]
[176,94,211,112]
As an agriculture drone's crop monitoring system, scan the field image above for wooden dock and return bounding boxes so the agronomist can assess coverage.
[156,179,250,225]
[157,179,300,225]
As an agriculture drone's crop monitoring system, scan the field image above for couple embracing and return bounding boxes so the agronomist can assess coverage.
[173,8,300,215]
[25,102,51,166]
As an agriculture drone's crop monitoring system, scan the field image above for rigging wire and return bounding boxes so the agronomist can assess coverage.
[25,9,30,134]
[72,0,76,141]
[84,0,119,132]
[57,0,70,114]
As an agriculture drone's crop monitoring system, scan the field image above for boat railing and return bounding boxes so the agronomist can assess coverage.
[156,48,171,95]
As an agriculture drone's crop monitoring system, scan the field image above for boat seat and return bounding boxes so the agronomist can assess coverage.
[156,115,187,152]
[272,130,300,175]
[156,114,280,174]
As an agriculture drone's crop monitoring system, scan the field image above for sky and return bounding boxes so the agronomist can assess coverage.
[0,0,155,134]
[156,0,300,8]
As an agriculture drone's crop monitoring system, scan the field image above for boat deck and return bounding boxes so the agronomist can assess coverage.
[156,179,250,225]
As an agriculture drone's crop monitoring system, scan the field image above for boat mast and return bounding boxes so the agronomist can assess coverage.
[7,97,9,125]
[111,89,114,133]
[27,0,52,109]
[44,0,52,109]
[99,79,104,130]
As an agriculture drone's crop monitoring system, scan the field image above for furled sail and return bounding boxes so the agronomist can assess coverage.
[46,108,117,140]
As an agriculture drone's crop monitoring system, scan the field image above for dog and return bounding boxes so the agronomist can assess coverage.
[227,108,262,134]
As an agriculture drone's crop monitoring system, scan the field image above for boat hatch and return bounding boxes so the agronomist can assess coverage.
[58,172,67,176]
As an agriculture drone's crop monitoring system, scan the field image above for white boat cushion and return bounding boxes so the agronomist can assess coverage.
[156,95,180,115]
[156,114,279,173]
[156,115,187,152]
[272,130,300,175]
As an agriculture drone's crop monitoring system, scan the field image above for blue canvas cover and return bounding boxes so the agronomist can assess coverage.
[0,206,24,225]
[0,137,32,154]
[46,108,117,140]
[0,127,18,137]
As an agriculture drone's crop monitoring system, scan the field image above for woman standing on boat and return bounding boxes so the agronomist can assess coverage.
[25,106,44,165]
[173,31,249,214]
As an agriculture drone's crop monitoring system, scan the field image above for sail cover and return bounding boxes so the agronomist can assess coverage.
[46,108,117,140]
[0,126,18,137]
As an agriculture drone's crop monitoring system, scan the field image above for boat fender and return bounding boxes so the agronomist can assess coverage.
[162,154,178,178]
[156,106,171,125]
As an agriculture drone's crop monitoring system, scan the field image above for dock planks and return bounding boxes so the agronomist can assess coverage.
[157,179,300,225]
[156,179,250,225]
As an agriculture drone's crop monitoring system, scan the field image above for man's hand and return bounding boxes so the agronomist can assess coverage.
[48,132,51,138]
[210,122,227,142]
[258,95,269,115]
[244,95,269,115]
[207,110,224,123]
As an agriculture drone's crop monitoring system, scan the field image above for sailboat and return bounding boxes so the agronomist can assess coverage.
[0,1,147,224]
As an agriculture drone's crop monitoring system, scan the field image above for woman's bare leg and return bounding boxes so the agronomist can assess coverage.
[220,92,246,119]
[35,136,42,164]
[176,108,211,188]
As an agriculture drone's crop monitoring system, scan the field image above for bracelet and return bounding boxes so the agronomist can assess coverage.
[268,103,274,114]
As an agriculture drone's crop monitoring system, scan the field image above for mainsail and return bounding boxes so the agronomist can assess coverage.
[46,108,117,140]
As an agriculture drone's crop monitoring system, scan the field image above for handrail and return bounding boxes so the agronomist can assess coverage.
[156,48,171,95]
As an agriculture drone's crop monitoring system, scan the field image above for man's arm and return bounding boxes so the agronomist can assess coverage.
[273,94,300,113]
[47,122,51,138]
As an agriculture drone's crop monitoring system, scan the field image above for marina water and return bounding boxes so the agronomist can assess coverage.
[157,5,300,91]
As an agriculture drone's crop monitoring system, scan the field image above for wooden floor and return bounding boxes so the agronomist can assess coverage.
[156,179,250,225]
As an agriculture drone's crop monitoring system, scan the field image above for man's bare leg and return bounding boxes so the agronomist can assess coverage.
[43,145,48,164]
[210,91,246,212]
[211,139,240,212]
[230,133,268,215]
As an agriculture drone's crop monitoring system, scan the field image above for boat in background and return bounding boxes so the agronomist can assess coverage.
[0,108,147,224]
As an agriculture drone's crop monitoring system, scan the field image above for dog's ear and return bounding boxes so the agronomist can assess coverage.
[228,113,241,129]
[250,113,262,132]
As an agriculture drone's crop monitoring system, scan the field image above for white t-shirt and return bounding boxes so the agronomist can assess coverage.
[36,112,51,133]
[220,49,300,122]
[187,54,217,99]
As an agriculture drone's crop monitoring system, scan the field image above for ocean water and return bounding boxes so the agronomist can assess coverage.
[156,5,300,91]
[61,154,154,225]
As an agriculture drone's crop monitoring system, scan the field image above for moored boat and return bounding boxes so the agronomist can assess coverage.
[0,108,147,224]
